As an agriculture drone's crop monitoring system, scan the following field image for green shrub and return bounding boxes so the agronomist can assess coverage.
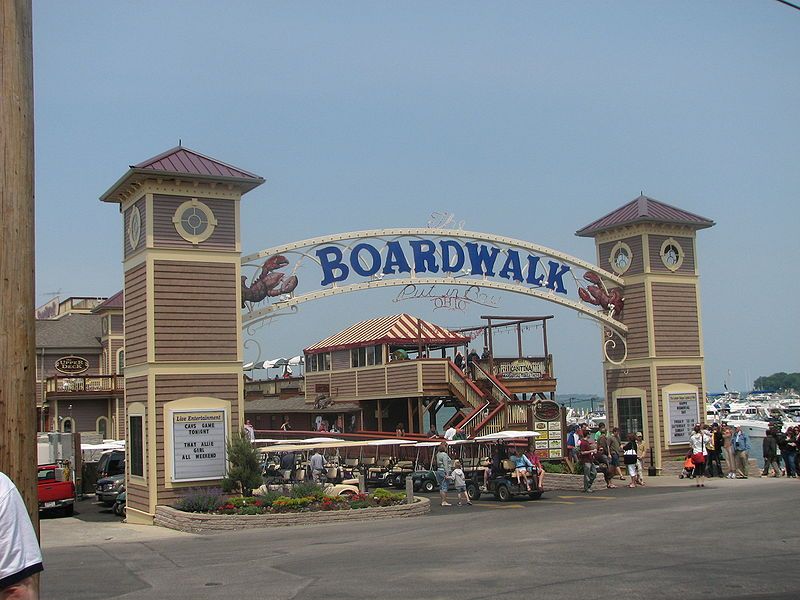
[350,500,371,509]
[254,490,282,506]
[222,430,263,496]
[238,505,267,515]
[541,461,582,474]
[289,482,326,500]
[541,462,562,473]
[371,488,405,505]
[272,496,314,512]
[176,489,224,513]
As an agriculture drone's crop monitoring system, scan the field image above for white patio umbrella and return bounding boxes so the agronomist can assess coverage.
[474,430,540,441]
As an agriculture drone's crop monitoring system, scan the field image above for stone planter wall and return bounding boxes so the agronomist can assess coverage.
[544,472,585,491]
[154,497,430,533]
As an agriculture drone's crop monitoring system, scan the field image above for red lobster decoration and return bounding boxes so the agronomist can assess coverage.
[578,271,624,317]
[241,254,298,308]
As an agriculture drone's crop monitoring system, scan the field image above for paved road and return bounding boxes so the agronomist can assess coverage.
[41,478,799,600]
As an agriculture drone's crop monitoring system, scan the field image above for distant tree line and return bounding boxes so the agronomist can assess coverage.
[753,372,800,392]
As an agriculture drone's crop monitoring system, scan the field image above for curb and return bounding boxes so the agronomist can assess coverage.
[154,497,431,533]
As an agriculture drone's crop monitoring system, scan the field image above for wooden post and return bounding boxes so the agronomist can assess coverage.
[0,0,37,531]
[542,319,549,361]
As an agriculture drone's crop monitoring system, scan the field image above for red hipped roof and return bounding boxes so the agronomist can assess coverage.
[305,314,468,354]
[576,195,714,237]
[100,146,264,203]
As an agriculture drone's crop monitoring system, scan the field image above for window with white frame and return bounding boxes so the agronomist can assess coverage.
[306,352,331,372]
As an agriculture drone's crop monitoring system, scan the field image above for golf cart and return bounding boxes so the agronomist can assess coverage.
[472,431,543,502]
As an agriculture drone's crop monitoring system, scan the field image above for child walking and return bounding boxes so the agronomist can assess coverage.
[452,460,472,506]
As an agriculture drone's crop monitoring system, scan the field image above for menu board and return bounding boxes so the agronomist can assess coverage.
[172,410,227,482]
[532,404,564,459]
[667,393,699,445]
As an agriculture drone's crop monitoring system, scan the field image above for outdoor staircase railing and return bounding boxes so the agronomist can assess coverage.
[472,362,515,405]
[447,362,489,412]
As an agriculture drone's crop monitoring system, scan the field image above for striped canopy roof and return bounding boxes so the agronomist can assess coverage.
[304,314,469,354]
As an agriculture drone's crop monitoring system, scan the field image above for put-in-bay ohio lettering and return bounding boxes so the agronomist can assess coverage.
[315,239,572,294]
[393,284,500,312]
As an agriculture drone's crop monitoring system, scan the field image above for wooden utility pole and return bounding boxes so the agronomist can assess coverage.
[0,0,38,530]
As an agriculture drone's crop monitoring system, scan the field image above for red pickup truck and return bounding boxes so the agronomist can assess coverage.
[37,464,75,516]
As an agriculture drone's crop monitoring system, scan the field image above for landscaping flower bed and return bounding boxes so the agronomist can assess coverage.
[154,485,429,532]
[175,485,407,516]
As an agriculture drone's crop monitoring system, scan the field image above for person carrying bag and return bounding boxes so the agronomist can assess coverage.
[622,433,639,488]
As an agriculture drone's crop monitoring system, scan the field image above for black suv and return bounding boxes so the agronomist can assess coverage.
[97,450,125,479]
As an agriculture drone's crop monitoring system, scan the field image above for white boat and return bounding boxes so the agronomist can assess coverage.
[723,408,791,452]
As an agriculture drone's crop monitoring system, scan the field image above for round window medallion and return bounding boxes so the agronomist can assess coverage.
[660,238,684,271]
[172,199,218,245]
[128,205,142,251]
[609,241,632,275]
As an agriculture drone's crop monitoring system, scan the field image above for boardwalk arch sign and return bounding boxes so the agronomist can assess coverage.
[241,229,628,363]
[102,146,713,525]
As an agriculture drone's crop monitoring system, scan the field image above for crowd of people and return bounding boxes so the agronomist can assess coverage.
[565,420,800,493]
[565,423,648,493]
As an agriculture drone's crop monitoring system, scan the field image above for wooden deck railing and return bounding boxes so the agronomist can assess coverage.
[45,375,124,394]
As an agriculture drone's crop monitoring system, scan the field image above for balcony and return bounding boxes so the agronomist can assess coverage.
[45,375,124,396]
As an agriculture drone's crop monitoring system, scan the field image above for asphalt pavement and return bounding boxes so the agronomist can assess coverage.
[40,477,800,600]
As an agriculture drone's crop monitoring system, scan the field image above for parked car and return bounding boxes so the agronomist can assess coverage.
[37,464,75,516]
[95,474,125,506]
[96,450,125,479]
[113,489,126,517]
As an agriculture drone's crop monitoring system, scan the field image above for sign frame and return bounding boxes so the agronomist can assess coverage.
[666,391,699,446]
[170,408,228,483]
[54,355,89,375]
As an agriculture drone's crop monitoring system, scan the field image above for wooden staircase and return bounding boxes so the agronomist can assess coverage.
[444,361,517,437]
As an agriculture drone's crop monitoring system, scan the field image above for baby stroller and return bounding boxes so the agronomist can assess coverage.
[678,454,695,479]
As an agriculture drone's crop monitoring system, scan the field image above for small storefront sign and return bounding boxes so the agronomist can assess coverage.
[533,400,560,421]
[493,358,547,380]
[171,410,227,482]
[54,356,89,375]
[667,392,699,445]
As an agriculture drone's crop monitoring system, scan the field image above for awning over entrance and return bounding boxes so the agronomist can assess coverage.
[304,313,468,354]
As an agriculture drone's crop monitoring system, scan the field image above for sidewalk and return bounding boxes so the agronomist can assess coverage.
[545,463,799,491]
[41,513,190,549]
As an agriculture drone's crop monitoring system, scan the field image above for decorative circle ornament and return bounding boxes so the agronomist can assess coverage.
[609,241,632,275]
[660,237,684,271]
[172,198,218,245]
[127,205,142,251]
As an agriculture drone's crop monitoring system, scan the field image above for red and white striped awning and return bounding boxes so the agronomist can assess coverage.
[304,314,469,354]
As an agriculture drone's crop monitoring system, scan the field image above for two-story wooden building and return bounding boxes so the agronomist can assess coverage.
[36,293,126,438]
[244,313,560,440]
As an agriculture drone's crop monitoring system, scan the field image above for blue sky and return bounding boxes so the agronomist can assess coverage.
[32,1,799,394]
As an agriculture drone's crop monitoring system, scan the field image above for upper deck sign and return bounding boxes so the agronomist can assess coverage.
[54,356,89,375]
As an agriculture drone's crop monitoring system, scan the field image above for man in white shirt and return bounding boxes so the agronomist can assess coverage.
[310,449,326,483]
[1,472,43,599]
[443,426,457,440]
